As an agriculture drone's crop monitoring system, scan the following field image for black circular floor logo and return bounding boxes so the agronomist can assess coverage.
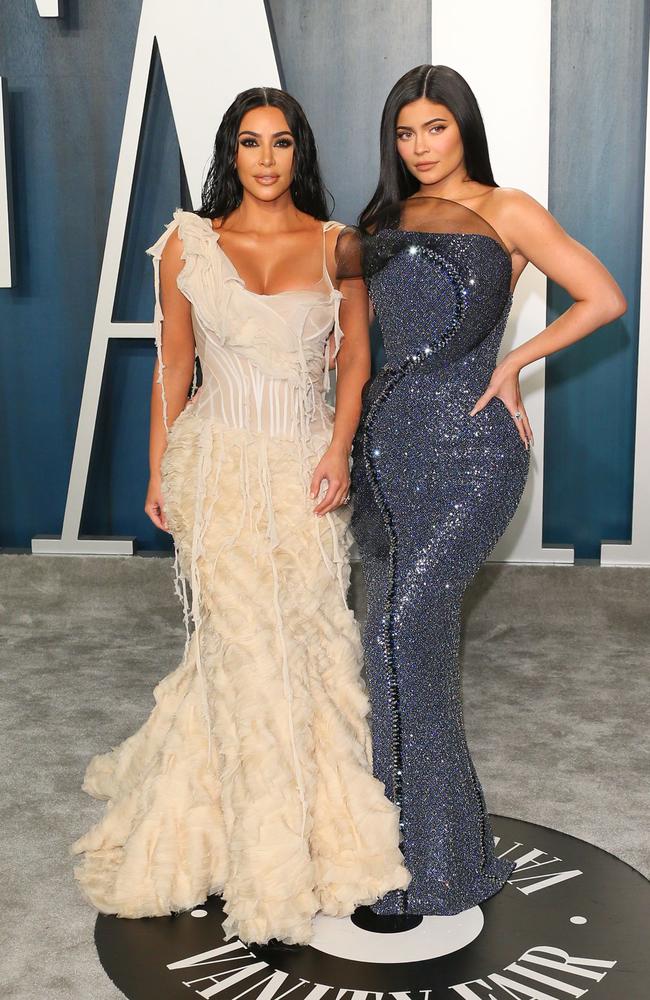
[95,816,650,999]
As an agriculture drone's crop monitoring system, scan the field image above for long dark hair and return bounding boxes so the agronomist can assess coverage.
[359,65,496,232]
[196,87,331,223]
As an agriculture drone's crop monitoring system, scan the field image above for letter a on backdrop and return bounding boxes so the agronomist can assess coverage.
[32,0,280,554]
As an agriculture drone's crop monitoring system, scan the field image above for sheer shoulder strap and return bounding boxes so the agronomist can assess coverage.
[318,222,346,392]
[321,220,344,282]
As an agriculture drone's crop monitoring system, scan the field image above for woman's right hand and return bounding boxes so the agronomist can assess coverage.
[145,476,170,532]
[469,357,533,449]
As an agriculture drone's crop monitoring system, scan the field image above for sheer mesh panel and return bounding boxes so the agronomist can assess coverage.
[335,196,509,282]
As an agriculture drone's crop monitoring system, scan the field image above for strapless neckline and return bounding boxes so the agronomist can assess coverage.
[378,228,513,272]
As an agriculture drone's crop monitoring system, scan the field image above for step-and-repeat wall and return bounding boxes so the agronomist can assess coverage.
[0,0,648,563]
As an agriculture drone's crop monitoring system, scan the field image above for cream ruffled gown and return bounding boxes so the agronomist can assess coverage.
[70,209,410,946]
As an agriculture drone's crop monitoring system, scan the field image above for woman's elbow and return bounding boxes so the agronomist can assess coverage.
[600,282,627,323]
[586,287,626,328]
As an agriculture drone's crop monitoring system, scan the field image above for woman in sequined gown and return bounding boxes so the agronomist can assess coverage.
[338,65,626,918]
[70,88,409,946]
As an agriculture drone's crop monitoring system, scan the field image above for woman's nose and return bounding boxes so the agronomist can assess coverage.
[413,133,430,156]
[259,144,276,166]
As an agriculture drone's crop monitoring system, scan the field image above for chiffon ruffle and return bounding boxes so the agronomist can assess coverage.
[71,408,410,945]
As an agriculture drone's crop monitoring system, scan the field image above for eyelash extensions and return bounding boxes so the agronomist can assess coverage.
[239,137,293,148]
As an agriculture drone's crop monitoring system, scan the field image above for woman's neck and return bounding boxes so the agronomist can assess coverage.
[227,191,305,234]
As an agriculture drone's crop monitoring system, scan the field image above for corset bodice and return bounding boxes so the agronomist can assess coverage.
[147,210,345,443]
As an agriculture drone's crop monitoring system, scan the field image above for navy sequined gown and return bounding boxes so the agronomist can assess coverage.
[338,197,530,916]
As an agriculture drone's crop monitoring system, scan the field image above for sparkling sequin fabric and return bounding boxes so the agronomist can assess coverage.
[337,197,530,915]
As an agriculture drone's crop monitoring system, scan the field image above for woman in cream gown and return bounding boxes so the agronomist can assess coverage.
[70,88,409,946]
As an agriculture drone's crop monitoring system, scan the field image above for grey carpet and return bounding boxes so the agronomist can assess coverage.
[0,554,648,999]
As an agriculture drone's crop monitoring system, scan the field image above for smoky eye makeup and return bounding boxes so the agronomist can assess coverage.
[238,132,294,148]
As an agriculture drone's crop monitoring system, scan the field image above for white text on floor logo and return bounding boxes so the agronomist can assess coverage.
[166,941,616,999]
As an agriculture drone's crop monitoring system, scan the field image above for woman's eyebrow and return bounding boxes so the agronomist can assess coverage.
[238,129,294,138]
[396,117,447,129]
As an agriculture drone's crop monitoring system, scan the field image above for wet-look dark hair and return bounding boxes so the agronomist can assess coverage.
[359,64,497,233]
[197,86,330,223]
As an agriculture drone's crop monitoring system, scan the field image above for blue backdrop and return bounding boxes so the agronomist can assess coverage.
[0,0,647,559]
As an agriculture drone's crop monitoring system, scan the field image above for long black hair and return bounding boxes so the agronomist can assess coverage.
[197,87,331,223]
[359,65,496,232]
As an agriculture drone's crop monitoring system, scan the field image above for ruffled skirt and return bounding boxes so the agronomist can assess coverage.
[70,406,410,945]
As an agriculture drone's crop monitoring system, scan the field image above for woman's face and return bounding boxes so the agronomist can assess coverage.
[395,97,465,187]
[234,105,295,201]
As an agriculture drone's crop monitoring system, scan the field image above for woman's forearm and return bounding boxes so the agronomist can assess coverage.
[329,351,369,455]
[148,359,195,480]
[504,293,626,374]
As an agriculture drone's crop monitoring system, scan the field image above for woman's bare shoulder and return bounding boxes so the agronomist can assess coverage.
[487,186,548,219]
[482,187,562,252]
